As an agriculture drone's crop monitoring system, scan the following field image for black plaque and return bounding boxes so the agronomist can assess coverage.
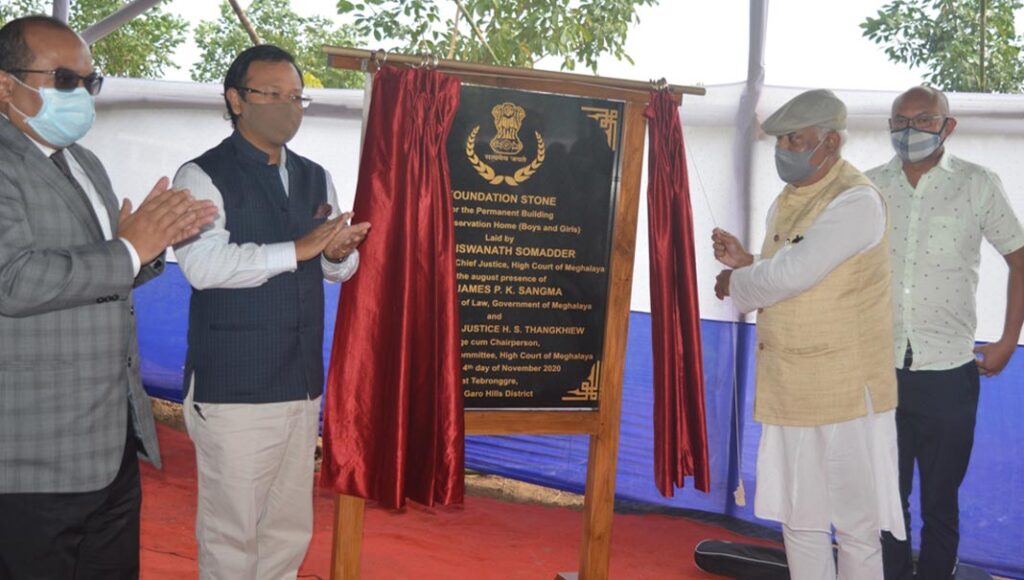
[448,85,624,409]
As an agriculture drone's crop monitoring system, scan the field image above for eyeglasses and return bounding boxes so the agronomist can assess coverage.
[5,67,104,95]
[236,86,312,109]
[890,114,946,131]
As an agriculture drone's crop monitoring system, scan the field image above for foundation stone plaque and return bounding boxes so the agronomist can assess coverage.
[448,85,625,409]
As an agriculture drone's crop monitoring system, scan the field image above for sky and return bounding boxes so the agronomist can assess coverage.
[158,0,930,91]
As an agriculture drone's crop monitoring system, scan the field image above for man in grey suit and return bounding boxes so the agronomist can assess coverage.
[0,15,215,579]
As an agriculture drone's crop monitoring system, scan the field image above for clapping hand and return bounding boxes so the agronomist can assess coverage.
[323,212,370,262]
[295,212,371,262]
[118,177,217,264]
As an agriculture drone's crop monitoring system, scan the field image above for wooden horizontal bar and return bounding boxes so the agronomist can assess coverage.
[323,46,705,98]
[465,410,600,435]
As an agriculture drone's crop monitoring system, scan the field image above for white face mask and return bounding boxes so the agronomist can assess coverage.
[890,122,947,163]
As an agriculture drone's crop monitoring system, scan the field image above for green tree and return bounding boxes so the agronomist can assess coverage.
[337,0,658,73]
[0,0,45,23]
[192,0,364,89]
[0,0,187,79]
[862,0,1024,93]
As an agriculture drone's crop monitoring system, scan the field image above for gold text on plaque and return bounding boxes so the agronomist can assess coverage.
[581,106,619,151]
[466,101,545,187]
[561,361,601,402]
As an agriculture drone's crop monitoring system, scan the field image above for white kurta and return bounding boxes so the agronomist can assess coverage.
[755,391,905,541]
[729,185,906,541]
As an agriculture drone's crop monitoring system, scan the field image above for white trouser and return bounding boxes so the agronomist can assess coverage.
[782,523,881,580]
[776,427,887,580]
[185,386,321,580]
[756,392,900,580]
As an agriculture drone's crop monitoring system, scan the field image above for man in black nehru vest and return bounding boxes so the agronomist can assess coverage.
[173,45,369,579]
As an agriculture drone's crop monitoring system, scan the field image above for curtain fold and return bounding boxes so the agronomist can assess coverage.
[645,90,711,496]
[320,65,464,509]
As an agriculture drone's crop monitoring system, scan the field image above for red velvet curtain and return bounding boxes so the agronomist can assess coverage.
[645,91,711,496]
[320,66,464,509]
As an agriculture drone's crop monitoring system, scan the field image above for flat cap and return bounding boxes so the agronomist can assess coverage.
[761,89,847,136]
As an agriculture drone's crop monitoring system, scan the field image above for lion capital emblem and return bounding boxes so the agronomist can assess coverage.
[489,102,526,155]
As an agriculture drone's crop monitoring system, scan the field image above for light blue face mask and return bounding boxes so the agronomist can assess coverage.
[890,122,947,163]
[774,137,827,185]
[10,76,95,147]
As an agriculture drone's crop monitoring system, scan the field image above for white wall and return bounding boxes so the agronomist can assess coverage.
[678,84,1024,343]
[81,77,367,230]
[82,77,1024,343]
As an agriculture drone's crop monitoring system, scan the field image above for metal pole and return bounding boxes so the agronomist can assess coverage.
[980,0,987,91]
[724,0,769,515]
[80,0,163,44]
[52,0,70,23]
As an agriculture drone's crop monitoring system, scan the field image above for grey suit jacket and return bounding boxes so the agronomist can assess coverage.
[0,116,162,493]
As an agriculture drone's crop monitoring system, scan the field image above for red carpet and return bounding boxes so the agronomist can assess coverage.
[140,424,778,579]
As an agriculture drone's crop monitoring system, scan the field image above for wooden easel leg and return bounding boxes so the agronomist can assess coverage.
[330,494,366,580]
[568,101,644,580]
[577,429,620,580]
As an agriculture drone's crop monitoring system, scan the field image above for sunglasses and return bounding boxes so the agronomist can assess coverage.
[6,67,104,96]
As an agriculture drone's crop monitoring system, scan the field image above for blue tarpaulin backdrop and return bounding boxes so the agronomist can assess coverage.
[136,264,1024,578]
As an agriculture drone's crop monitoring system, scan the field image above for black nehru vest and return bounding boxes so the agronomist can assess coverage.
[185,131,327,404]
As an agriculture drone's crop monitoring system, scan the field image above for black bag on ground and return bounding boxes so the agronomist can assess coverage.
[694,539,789,579]
[693,539,994,580]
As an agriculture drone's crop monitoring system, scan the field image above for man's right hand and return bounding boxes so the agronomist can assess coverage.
[119,177,218,264]
[712,228,754,268]
[295,215,346,262]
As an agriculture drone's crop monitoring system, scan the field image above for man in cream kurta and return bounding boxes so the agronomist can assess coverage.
[712,89,905,580]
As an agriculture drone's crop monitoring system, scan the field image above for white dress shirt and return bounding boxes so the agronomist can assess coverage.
[730,185,886,314]
[172,148,358,289]
[867,153,1024,370]
[22,136,142,276]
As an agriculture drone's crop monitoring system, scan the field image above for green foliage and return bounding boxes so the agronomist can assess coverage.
[0,0,46,23]
[337,0,658,72]
[74,0,187,78]
[191,0,364,89]
[0,0,187,79]
[862,0,1024,93]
